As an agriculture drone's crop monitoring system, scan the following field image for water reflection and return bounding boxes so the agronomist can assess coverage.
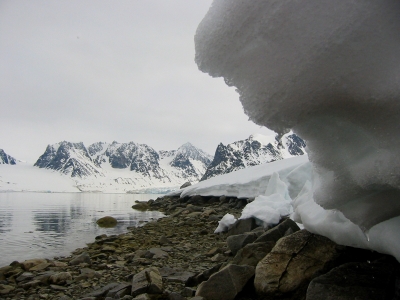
[0,193,164,267]
[0,211,12,233]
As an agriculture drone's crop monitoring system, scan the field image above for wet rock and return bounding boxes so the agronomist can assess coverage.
[230,242,275,267]
[226,218,258,237]
[226,232,258,255]
[21,259,48,271]
[96,216,118,228]
[254,230,342,297]
[30,262,52,272]
[48,272,72,285]
[131,267,163,297]
[195,264,255,300]
[254,218,300,244]
[132,202,149,211]
[70,252,91,266]
[306,259,397,300]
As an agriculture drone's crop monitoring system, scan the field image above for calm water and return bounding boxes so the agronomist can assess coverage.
[0,192,165,267]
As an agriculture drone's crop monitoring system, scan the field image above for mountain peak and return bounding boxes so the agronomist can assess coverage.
[0,149,17,165]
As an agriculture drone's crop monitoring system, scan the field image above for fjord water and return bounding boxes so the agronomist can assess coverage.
[0,192,165,267]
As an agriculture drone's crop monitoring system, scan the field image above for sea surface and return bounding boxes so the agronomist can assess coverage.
[0,192,165,267]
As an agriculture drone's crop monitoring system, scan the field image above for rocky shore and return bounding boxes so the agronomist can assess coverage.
[0,195,399,300]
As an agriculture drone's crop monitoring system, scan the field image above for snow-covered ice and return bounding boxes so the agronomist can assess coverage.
[194,0,400,261]
[214,213,237,233]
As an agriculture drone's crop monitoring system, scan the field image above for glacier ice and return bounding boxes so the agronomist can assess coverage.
[195,0,400,260]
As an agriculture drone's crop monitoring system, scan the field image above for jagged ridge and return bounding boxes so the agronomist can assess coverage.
[201,133,306,181]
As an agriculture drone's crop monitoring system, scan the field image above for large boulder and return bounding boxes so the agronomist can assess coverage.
[254,230,342,297]
[306,259,397,300]
[195,264,255,300]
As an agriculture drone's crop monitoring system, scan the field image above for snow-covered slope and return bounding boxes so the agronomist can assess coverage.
[32,141,213,193]
[0,162,78,192]
[0,149,17,165]
[201,133,305,180]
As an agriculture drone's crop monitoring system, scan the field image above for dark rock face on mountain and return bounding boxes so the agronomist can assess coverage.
[34,141,213,185]
[34,142,102,178]
[0,149,17,165]
[201,133,306,181]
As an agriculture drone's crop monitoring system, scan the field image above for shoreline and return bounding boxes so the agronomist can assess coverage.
[0,195,398,299]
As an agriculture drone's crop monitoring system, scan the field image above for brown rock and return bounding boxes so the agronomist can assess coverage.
[21,259,47,271]
[254,230,341,297]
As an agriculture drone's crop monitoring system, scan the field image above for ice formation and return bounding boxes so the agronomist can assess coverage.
[195,1,400,260]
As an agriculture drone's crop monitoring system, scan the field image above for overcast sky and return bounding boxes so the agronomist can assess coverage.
[0,0,274,163]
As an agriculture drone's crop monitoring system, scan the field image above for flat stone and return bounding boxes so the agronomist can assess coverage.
[50,284,69,291]
[166,271,196,283]
[82,282,120,298]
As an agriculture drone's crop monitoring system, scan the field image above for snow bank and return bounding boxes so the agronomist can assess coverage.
[195,1,400,261]
[178,155,308,199]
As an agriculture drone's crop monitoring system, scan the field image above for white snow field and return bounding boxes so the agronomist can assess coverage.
[0,163,79,193]
[194,1,400,261]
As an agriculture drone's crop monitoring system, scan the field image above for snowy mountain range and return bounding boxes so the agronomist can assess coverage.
[201,133,306,180]
[32,141,213,193]
[0,133,306,193]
